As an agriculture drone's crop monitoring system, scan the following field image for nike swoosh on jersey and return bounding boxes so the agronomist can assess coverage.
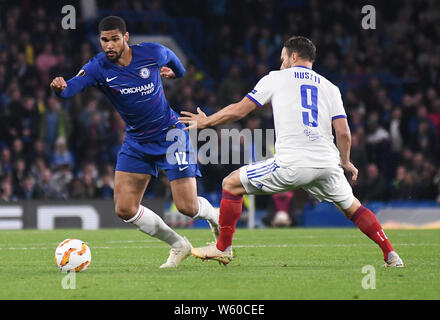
[106,76,118,82]
[178,166,189,171]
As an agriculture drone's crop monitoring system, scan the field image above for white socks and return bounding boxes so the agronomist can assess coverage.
[125,197,218,248]
[125,205,185,248]
[193,197,219,225]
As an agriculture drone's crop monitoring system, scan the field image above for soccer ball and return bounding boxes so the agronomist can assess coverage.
[272,211,291,227]
[54,239,91,272]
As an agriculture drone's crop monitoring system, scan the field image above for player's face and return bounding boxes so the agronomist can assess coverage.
[100,29,128,62]
[280,47,293,70]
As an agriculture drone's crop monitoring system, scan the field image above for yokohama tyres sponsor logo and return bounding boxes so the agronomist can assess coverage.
[120,82,154,95]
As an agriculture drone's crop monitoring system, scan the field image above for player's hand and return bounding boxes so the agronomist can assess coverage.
[50,77,67,93]
[340,161,358,182]
[178,107,208,130]
[160,67,176,79]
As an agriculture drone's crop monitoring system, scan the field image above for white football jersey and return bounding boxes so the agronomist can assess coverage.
[246,66,347,168]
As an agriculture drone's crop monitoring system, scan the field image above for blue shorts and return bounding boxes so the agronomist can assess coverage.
[115,126,201,181]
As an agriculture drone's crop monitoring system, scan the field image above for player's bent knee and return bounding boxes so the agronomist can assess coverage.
[114,203,139,221]
[222,172,241,195]
[340,197,362,218]
[222,172,236,190]
[175,202,198,217]
[222,177,232,193]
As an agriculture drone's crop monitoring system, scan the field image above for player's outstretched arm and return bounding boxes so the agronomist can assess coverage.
[178,96,257,130]
[333,117,358,182]
[50,73,95,98]
[50,75,86,98]
[49,62,97,98]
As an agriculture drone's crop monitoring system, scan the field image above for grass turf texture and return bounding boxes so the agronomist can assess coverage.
[0,228,438,300]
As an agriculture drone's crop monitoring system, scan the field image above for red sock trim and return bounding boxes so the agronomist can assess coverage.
[350,205,367,223]
[222,190,243,201]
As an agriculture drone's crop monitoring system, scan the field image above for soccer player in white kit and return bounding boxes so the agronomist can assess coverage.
[179,36,403,268]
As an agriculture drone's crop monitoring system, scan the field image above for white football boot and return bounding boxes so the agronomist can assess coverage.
[383,251,404,268]
[191,242,233,266]
[160,237,192,268]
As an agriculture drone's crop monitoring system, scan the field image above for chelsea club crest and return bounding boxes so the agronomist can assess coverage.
[139,67,150,79]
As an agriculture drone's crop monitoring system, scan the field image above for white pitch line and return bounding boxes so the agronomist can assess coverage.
[0,243,438,250]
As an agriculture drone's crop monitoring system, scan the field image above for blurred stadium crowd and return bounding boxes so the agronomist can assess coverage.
[0,0,439,205]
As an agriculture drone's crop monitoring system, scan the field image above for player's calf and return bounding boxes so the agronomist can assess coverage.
[170,177,200,218]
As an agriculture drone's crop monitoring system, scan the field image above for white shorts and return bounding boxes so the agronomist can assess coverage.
[239,158,354,210]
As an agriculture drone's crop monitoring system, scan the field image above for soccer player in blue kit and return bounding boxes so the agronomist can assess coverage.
[50,16,219,268]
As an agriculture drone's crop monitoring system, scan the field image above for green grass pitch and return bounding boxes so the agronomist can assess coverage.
[0,228,439,300]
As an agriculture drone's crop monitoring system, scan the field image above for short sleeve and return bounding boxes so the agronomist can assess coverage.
[330,85,347,120]
[245,74,273,107]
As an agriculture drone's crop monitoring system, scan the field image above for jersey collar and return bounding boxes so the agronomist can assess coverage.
[292,65,312,70]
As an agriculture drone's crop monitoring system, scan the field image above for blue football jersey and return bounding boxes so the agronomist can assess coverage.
[58,42,186,144]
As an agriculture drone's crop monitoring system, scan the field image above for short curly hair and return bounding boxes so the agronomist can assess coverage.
[98,16,127,34]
